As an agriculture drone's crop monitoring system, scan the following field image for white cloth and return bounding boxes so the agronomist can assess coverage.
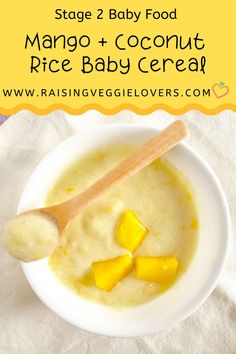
[0,110,235,354]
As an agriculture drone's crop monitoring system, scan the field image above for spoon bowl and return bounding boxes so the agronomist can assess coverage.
[4,121,187,262]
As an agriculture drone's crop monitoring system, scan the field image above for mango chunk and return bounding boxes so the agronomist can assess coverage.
[135,256,179,285]
[117,210,148,252]
[92,254,133,291]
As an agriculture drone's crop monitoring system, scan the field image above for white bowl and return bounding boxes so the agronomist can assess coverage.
[19,124,231,337]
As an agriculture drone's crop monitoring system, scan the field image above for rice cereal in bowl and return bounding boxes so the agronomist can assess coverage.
[12,125,230,337]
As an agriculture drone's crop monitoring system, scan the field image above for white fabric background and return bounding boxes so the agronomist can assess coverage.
[0,110,235,354]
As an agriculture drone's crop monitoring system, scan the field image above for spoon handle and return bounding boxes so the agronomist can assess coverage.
[48,120,188,230]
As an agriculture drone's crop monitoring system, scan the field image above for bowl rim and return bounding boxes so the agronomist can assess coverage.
[20,123,231,337]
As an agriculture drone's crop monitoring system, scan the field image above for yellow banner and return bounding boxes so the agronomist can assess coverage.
[0,1,235,115]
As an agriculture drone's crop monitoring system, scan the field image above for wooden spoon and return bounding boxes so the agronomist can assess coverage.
[4,121,187,262]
